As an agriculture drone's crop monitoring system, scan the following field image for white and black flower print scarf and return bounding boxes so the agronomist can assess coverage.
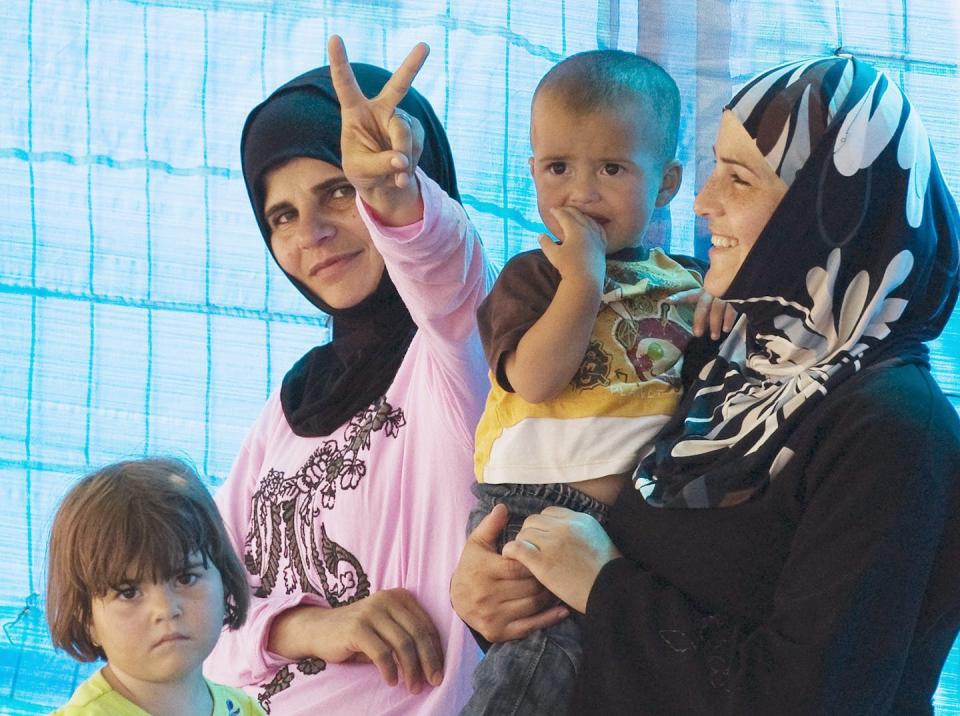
[640,55,960,508]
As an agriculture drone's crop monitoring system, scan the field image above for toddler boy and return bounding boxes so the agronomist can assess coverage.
[465,49,705,715]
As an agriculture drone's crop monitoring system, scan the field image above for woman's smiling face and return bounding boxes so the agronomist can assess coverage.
[263,156,385,310]
[695,111,789,297]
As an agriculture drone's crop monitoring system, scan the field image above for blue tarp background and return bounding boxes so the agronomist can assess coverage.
[0,1,957,712]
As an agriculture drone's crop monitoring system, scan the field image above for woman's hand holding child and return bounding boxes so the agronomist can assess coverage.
[502,506,621,614]
[449,504,570,643]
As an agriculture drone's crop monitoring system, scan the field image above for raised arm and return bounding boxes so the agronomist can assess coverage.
[327,35,426,227]
[329,36,492,439]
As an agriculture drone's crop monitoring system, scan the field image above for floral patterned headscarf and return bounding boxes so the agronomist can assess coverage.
[641,55,960,508]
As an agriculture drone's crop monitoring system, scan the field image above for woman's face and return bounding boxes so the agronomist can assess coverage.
[263,157,385,310]
[695,111,789,297]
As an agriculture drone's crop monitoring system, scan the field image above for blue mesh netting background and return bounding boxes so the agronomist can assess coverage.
[0,1,958,712]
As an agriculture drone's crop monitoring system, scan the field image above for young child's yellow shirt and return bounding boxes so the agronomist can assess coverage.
[475,246,701,484]
[51,668,264,715]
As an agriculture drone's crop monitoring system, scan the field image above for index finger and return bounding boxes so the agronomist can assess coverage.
[552,206,601,236]
[378,42,430,109]
[551,205,587,226]
[327,35,367,109]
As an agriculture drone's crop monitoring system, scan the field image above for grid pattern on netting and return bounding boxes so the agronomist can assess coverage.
[0,0,957,712]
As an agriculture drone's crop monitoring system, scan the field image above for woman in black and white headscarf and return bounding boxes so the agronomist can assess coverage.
[453,54,960,715]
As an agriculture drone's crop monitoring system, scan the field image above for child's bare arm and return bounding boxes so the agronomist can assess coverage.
[505,207,605,403]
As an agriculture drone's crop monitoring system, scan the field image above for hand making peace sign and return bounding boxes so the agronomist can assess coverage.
[328,35,428,225]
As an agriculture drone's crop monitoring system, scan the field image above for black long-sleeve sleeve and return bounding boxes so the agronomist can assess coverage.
[572,363,960,715]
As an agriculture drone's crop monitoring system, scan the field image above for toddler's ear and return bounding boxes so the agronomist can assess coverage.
[655,160,683,207]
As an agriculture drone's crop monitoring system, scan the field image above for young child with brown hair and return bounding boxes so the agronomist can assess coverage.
[464,49,721,715]
[46,457,264,715]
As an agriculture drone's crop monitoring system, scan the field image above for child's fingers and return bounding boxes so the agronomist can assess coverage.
[537,232,559,248]
[327,35,366,110]
[550,207,605,249]
[550,206,588,231]
[548,208,579,244]
[562,206,602,233]
[379,43,429,109]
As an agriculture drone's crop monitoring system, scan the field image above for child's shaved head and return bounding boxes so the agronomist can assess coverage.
[534,49,680,162]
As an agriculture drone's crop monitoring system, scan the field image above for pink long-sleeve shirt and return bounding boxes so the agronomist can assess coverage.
[205,171,494,715]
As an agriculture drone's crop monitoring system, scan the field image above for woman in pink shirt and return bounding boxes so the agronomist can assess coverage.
[205,37,493,715]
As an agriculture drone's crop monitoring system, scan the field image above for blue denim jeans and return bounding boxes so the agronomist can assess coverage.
[460,483,609,716]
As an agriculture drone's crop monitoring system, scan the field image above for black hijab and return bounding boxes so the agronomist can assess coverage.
[640,55,960,508]
[241,63,460,437]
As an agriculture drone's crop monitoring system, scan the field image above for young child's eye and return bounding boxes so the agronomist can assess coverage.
[175,571,201,587]
[113,584,139,600]
[546,162,567,176]
[602,163,624,176]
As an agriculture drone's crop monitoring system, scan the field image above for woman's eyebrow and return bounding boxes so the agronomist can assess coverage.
[263,200,294,223]
[717,153,762,177]
[310,177,349,196]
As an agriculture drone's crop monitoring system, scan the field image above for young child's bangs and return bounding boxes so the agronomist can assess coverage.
[87,499,213,594]
[48,458,250,661]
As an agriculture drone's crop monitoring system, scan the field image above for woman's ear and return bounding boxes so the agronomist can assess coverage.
[655,160,683,208]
